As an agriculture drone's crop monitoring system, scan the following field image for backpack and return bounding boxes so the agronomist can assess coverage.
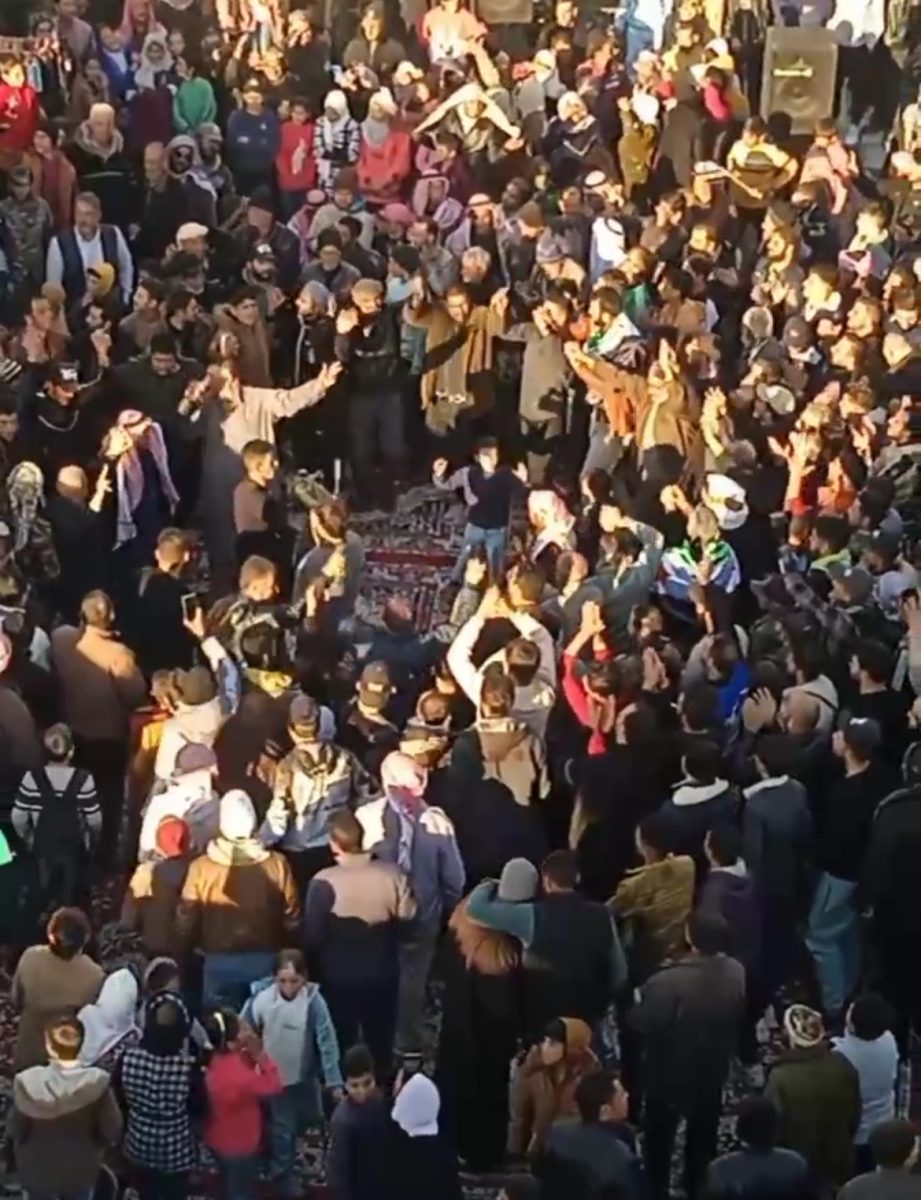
[31,766,88,861]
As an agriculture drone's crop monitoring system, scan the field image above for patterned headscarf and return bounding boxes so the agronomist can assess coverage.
[6,462,44,553]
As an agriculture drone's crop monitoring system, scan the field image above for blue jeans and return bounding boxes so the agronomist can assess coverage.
[214,1153,259,1200]
[267,1082,319,1198]
[202,950,276,1010]
[452,523,508,584]
[806,873,860,1016]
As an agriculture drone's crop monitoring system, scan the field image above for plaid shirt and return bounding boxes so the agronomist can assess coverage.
[777,569,858,661]
[120,1045,200,1173]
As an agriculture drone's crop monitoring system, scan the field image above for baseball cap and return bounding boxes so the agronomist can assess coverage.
[826,561,874,605]
[49,362,79,389]
[358,660,393,703]
[289,693,319,728]
[251,241,276,262]
[9,165,31,186]
[838,716,881,758]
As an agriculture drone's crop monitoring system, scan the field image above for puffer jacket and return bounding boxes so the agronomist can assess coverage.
[260,741,360,851]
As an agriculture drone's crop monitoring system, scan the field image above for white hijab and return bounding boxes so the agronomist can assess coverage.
[392,1074,440,1137]
[78,969,139,1065]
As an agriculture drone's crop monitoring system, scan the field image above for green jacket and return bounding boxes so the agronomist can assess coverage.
[173,78,217,134]
[765,1045,860,1188]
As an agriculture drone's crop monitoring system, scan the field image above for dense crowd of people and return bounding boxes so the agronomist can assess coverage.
[0,0,914,1197]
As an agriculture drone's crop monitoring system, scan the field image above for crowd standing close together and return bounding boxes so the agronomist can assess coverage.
[0,0,914,1196]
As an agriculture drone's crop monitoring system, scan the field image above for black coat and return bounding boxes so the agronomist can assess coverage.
[435,916,523,1171]
[630,953,746,1105]
[381,1127,463,1200]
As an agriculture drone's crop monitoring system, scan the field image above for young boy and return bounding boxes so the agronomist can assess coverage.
[326,1044,390,1200]
[432,437,527,583]
[233,440,292,581]
[9,1017,123,1199]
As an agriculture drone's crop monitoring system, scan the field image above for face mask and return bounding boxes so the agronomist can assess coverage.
[386,276,412,304]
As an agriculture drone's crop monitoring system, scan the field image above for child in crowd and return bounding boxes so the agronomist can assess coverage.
[241,949,343,1199]
[203,1007,283,1200]
[326,1044,391,1200]
[433,437,527,583]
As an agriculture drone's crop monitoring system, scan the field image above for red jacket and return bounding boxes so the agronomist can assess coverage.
[204,1049,283,1156]
[276,120,317,192]
[0,83,39,155]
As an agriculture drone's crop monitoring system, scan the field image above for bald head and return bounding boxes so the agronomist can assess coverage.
[144,142,168,185]
[57,465,88,501]
[783,690,820,735]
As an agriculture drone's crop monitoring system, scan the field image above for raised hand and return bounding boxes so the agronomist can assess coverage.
[317,361,343,391]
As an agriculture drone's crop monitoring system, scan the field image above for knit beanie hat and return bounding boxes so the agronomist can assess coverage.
[155,816,190,859]
[784,1004,824,1048]
[498,858,538,902]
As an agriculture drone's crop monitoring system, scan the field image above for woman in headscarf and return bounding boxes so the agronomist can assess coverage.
[66,56,112,128]
[315,89,360,193]
[384,1075,463,1200]
[78,967,140,1070]
[507,1017,598,1157]
[119,0,164,52]
[115,992,206,1198]
[357,87,412,206]
[527,489,576,578]
[436,860,531,1171]
[126,32,175,156]
[122,816,191,958]
[5,461,60,605]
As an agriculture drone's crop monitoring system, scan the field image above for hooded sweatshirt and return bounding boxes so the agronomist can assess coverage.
[10,1061,123,1193]
[77,968,139,1066]
[243,978,343,1090]
[154,697,225,781]
[139,768,220,858]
